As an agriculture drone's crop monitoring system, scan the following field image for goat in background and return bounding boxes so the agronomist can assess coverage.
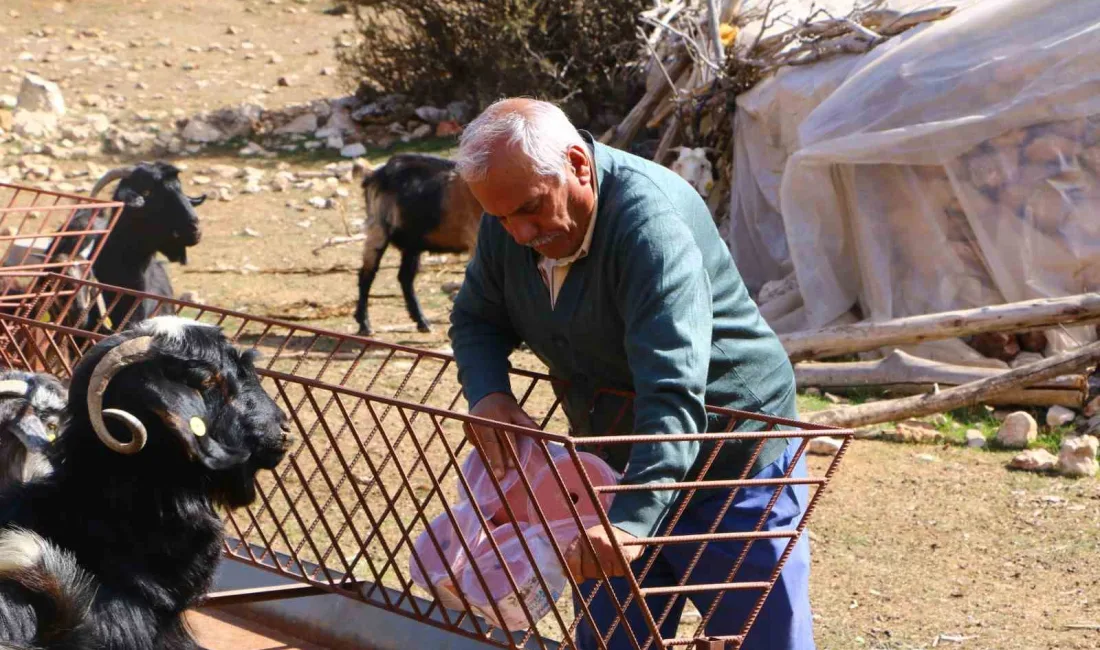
[353,153,482,336]
[0,370,67,490]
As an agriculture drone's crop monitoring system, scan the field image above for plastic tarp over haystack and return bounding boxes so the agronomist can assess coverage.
[767,0,1100,355]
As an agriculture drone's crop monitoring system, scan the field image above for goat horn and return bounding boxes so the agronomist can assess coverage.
[90,166,135,198]
[0,380,29,398]
[86,336,156,454]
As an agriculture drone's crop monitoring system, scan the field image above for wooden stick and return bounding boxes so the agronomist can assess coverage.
[794,350,1086,391]
[827,385,1083,409]
[606,56,691,148]
[782,293,1100,362]
[804,340,1100,428]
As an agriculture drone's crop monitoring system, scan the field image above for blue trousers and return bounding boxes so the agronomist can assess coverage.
[573,437,815,650]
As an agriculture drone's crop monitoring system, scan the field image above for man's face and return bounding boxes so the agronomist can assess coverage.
[466,143,595,260]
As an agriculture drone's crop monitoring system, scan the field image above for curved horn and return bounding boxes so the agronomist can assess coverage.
[90,166,135,198]
[86,336,157,454]
[0,380,29,398]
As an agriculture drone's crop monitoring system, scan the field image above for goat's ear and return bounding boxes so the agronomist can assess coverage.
[116,186,146,208]
[188,194,207,207]
[151,384,249,470]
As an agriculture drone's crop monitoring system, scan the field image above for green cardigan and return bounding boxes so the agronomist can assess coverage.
[449,132,796,539]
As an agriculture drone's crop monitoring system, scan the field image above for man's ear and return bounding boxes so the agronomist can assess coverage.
[566,145,592,185]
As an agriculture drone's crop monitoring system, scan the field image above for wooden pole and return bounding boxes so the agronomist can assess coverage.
[804,340,1100,428]
[781,293,1100,362]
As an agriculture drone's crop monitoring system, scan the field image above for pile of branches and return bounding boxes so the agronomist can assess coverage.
[605,0,957,217]
[337,0,653,129]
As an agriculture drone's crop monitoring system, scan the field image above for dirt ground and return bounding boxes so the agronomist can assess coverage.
[2,1,1098,649]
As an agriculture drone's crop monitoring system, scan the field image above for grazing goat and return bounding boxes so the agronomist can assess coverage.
[354,153,482,336]
[57,162,207,328]
[0,316,292,649]
[668,146,715,199]
[0,370,66,490]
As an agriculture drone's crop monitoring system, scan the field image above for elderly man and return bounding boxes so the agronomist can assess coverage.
[448,98,813,649]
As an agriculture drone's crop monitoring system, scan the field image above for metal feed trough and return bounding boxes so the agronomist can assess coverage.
[0,271,854,650]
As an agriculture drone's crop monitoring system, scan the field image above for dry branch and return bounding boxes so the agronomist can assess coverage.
[312,233,367,255]
[805,340,1100,428]
[781,293,1100,362]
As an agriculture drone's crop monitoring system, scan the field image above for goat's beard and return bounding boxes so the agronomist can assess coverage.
[207,462,262,509]
[160,241,189,265]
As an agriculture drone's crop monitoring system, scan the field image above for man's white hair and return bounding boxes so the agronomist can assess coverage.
[455,99,586,183]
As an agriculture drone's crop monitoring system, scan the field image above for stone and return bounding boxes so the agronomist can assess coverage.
[965,429,986,448]
[274,113,319,135]
[12,111,59,138]
[0,111,11,133]
[1008,449,1058,472]
[208,164,240,179]
[446,100,473,123]
[60,123,92,141]
[315,106,356,138]
[276,75,296,87]
[1084,395,1100,418]
[85,113,110,134]
[1046,405,1076,428]
[326,135,344,149]
[1056,435,1098,478]
[239,227,262,238]
[996,411,1037,449]
[885,421,942,444]
[807,437,843,456]
[181,119,224,143]
[340,143,366,158]
[414,105,450,124]
[0,95,16,109]
[16,74,66,115]
[308,196,332,209]
[320,66,336,76]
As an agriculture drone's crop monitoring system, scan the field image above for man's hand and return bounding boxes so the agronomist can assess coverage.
[465,392,539,479]
[564,525,644,583]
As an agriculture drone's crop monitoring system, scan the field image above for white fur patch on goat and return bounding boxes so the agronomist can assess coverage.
[135,316,218,343]
[0,527,45,574]
[669,147,714,199]
[30,386,65,415]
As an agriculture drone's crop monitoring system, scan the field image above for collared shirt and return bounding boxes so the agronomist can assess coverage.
[536,146,599,308]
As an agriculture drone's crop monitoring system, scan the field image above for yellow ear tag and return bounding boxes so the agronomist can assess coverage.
[46,432,56,442]
[37,312,52,323]
[189,417,207,437]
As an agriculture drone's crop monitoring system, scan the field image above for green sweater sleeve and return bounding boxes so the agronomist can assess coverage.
[607,213,711,540]
[448,217,521,408]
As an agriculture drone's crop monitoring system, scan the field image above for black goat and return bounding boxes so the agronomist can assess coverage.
[354,153,482,336]
[0,370,67,491]
[58,162,207,329]
[0,315,292,649]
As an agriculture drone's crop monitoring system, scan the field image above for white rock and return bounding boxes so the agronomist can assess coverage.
[807,437,842,456]
[242,183,262,194]
[239,227,261,237]
[340,143,366,158]
[208,164,240,179]
[13,111,59,138]
[1057,435,1099,478]
[16,74,66,115]
[965,429,986,448]
[1046,405,1076,428]
[0,95,16,109]
[414,106,449,124]
[85,113,110,134]
[216,187,235,201]
[315,106,356,138]
[326,135,344,149]
[411,123,433,139]
[273,113,318,135]
[996,411,1037,449]
[191,175,212,186]
[1009,449,1058,472]
[181,119,224,143]
[308,196,332,209]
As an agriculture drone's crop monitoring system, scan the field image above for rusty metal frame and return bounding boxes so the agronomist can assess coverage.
[0,272,854,650]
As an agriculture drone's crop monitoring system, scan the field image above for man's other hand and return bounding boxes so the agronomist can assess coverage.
[565,525,644,583]
[465,392,539,479]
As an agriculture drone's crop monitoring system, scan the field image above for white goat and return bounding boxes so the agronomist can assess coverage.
[669,147,715,199]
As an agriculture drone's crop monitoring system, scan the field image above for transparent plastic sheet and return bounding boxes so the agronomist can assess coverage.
[775,0,1100,354]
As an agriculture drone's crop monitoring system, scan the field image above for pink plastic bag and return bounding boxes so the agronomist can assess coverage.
[457,522,568,631]
[408,502,486,611]
[458,436,568,522]
[517,451,619,524]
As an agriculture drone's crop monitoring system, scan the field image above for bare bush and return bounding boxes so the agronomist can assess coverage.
[337,0,651,128]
